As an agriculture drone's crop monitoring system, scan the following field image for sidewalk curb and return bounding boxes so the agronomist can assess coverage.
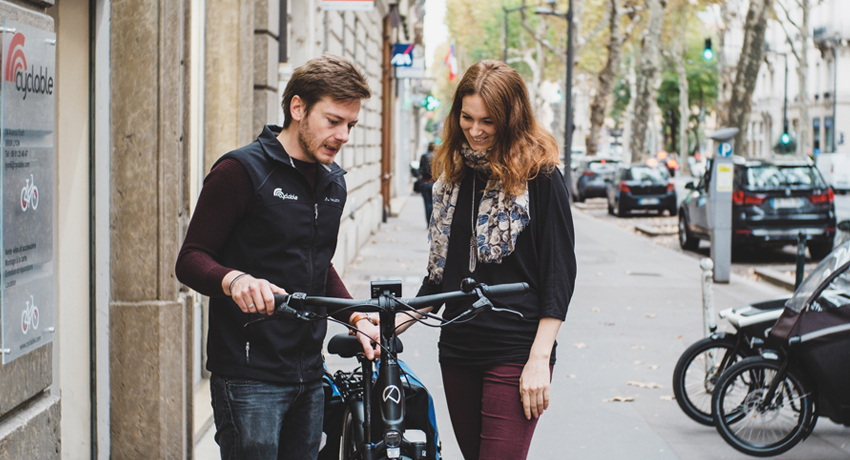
[753,267,796,291]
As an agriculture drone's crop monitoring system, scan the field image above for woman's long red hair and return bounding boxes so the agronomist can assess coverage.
[432,60,560,196]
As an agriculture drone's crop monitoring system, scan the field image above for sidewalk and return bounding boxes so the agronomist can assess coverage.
[196,190,850,459]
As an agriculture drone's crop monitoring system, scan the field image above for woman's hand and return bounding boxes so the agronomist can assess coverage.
[223,271,287,315]
[519,317,561,420]
[519,356,551,420]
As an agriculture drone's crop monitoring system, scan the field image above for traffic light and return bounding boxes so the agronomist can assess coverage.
[703,38,714,61]
[781,132,791,146]
[421,94,441,111]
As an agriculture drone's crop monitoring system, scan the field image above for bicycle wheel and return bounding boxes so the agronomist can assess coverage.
[339,406,357,459]
[672,335,744,425]
[711,357,815,457]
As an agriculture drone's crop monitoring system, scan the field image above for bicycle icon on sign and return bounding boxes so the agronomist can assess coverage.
[21,174,39,211]
[21,295,40,334]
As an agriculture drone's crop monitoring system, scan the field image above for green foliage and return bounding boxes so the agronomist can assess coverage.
[610,75,631,128]
[655,33,719,154]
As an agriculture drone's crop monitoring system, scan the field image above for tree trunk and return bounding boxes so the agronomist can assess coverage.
[676,14,690,160]
[716,3,736,127]
[727,0,772,154]
[587,0,624,157]
[796,0,810,155]
[628,0,664,162]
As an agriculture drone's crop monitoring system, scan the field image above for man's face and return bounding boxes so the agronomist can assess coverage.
[296,97,361,165]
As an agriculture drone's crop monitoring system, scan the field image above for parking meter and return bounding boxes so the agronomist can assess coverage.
[707,128,738,283]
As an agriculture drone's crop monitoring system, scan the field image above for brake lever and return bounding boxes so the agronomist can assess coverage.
[472,287,525,319]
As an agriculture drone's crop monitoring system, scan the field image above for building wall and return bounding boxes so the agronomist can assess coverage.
[0,2,61,459]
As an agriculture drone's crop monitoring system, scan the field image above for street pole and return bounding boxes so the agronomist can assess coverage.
[503,5,525,63]
[834,34,840,153]
[783,53,788,145]
[535,0,574,199]
[564,0,574,192]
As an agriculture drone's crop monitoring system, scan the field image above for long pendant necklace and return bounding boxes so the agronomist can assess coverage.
[469,173,477,273]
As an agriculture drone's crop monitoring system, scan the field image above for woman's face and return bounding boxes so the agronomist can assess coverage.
[459,94,496,151]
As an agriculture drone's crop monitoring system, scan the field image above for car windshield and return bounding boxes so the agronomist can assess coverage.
[588,161,617,173]
[744,165,824,189]
[786,240,850,312]
[625,166,668,182]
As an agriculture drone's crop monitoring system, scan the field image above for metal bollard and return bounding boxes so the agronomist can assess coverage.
[700,258,717,337]
[795,232,806,289]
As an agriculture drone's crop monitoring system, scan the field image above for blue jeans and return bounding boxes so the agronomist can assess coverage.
[421,182,434,226]
[210,374,324,460]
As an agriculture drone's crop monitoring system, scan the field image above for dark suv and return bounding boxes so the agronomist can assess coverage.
[678,156,836,258]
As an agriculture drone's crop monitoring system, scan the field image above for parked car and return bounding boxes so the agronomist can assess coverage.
[605,162,677,216]
[678,156,836,258]
[815,152,850,193]
[572,157,621,202]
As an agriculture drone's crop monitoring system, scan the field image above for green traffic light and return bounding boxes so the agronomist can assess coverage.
[703,38,713,61]
[781,133,790,145]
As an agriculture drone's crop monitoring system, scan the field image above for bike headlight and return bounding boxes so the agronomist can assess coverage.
[384,430,402,448]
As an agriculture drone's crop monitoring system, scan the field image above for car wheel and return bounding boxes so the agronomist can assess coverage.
[808,240,834,260]
[678,214,699,250]
[616,200,629,217]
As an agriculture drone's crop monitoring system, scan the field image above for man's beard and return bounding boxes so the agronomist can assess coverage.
[297,115,336,165]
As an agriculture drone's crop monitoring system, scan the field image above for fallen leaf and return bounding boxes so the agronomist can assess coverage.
[626,306,633,311]
[627,381,662,389]
[634,360,644,365]
[648,365,659,370]
[604,322,615,326]
[645,314,657,318]
[596,272,604,277]
[394,226,402,231]
[566,374,576,379]
[676,335,683,339]
[592,308,601,312]
[603,396,635,402]
[631,345,646,350]
[660,395,675,401]
[574,343,587,349]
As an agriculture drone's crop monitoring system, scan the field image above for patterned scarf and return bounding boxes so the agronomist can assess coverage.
[426,144,530,284]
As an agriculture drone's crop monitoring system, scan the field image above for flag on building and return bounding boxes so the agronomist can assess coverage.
[444,42,458,81]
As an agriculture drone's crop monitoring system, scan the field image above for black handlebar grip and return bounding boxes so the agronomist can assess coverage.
[481,282,530,297]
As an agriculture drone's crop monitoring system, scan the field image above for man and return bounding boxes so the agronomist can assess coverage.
[175,54,378,459]
[418,142,437,226]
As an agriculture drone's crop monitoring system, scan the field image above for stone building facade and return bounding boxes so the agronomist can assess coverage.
[0,0,422,458]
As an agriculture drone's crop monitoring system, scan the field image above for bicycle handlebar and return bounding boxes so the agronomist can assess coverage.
[271,281,530,318]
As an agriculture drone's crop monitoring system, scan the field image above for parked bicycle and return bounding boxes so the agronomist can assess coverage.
[710,241,850,457]
[672,297,785,425]
[246,278,529,460]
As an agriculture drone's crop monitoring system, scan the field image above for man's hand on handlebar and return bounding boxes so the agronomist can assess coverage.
[224,270,287,315]
[351,314,381,360]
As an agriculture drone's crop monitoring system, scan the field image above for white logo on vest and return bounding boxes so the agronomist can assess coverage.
[273,188,298,201]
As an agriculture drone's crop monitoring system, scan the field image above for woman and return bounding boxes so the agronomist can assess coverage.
[411,60,576,459]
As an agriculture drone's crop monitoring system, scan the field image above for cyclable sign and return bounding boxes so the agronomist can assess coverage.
[1,20,56,364]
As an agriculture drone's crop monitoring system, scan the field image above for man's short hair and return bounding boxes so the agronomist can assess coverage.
[281,54,372,128]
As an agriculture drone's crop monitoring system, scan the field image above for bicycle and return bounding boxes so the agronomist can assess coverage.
[246,278,529,460]
[21,294,39,334]
[671,297,785,425]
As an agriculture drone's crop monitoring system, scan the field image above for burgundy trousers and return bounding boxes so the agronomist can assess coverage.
[441,363,553,460]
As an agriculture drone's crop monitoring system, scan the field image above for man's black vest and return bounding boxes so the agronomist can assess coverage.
[207,125,346,384]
